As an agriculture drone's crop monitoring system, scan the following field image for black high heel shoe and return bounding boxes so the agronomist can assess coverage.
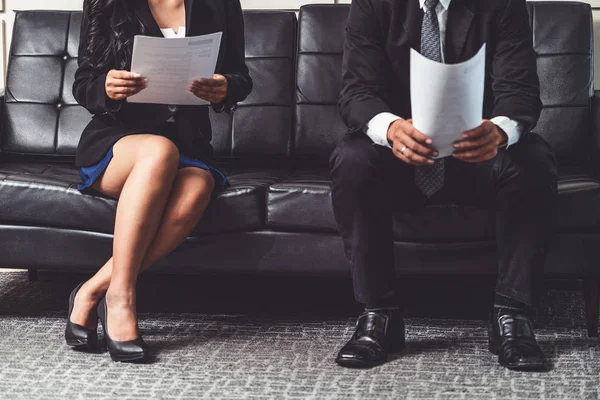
[65,282,98,350]
[97,297,149,363]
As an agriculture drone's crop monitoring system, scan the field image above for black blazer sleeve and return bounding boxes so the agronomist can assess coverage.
[72,2,123,116]
[73,1,121,114]
[339,0,393,133]
[491,0,542,132]
[213,0,253,113]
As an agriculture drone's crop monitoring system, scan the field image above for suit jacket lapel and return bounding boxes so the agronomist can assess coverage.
[185,0,194,35]
[134,0,162,37]
[445,0,474,63]
[401,0,424,50]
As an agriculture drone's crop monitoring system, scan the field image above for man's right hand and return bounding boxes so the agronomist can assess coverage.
[105,70,147,101]
[387,119,438,166]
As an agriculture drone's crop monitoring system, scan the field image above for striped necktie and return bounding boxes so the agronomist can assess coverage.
[415,0,445,197]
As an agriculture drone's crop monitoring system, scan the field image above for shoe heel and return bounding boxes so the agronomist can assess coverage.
[66,328,99,350]
[390,321,406,354]
[488,322,499,355]
[98,298,149,363]
[488,337,499,355]
[390,336,406,354]
[65,282,99,351]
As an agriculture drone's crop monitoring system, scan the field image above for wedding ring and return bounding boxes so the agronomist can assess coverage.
[400,146,407,154]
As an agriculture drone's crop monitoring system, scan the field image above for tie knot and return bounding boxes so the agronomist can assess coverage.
[424,0,439,11]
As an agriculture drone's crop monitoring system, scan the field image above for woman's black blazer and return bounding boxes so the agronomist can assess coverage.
[73,0,252,167]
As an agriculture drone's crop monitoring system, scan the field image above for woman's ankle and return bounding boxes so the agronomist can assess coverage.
[106,287,137,308]
[78,280,107,303]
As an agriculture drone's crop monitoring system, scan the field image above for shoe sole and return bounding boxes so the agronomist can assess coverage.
[489,342,547,371]
[110,352,148,363]
[499,360,548,371]
[335,357,382,368]
[66,339,90,349]
[335,343,406,369]
[66,338,99,351]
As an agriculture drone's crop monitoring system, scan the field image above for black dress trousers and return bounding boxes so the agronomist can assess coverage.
[329,132,558,306]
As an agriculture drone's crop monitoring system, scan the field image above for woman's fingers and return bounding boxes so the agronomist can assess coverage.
[110,78,146,88]
[110,70,142,80]
[190,83,226,95]
[190,74,228,103]
[108,86,145,101]
[192,74,227,87]
[114,86,144,95]
[189,83,226,102]
[190,88,224,98]
[189,89,221,102]
[105,70,147,100]
[192,79,223,87]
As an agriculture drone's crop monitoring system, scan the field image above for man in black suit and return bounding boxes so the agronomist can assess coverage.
[330,0,558,371]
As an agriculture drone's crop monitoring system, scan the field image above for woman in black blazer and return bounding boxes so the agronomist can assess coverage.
[66,0,252,363]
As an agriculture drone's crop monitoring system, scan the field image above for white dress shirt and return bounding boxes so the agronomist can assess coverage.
[365,0,522,150]
[160,26,186,38]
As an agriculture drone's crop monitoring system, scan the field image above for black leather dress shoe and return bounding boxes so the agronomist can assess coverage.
[336,309,405,368]
[488,309,547,371]
[65,282,98,350]
[97,297,149,363]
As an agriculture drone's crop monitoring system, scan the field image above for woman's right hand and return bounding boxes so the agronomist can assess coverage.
[105,70,147,101]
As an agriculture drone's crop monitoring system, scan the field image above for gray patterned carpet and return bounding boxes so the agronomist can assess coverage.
[0,271,599,399]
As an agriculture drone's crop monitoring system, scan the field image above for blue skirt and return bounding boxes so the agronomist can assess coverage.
[78,146,227,192]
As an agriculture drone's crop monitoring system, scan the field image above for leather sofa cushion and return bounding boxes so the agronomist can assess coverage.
[0,163,287,235]
[266,168,600,240]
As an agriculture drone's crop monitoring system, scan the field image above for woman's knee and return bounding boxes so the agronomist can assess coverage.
[135,135,180,173]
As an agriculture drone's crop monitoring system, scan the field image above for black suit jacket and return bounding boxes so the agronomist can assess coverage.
[73,0,252,167]
[339,0,542,138]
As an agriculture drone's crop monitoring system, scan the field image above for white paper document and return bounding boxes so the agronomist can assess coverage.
[128,32,223,106]
[410,44,486,158]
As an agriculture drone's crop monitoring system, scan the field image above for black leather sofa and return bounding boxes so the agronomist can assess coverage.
[1,3,599,336]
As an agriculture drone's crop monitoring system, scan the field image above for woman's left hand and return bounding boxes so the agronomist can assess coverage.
[189,74,228,103]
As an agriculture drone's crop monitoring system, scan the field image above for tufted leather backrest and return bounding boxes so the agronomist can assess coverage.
[527,2,594,165]
[3,4,596,166]
[1,10,297,162]
[295,5,348,160]
[212,10,297,159]
[2,11,90,160]
[295,2,596,166]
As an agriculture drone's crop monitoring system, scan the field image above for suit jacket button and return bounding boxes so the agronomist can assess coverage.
[168,105,178,113]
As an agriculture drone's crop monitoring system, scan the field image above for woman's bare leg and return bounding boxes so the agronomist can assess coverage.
[70,152,215,335]
[70,134,179,341]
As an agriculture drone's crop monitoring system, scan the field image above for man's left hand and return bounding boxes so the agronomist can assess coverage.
[452,120,508,163]
[189,74,228,103]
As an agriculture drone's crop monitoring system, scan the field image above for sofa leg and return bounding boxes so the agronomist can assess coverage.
[583,279,600,338]
[27,269,38,282]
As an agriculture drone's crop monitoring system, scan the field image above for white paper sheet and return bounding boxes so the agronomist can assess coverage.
[410,44,486,158]
[128,32,223,105]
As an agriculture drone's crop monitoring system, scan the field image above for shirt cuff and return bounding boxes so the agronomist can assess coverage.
[490,116,523,148]
[364,112,402,149]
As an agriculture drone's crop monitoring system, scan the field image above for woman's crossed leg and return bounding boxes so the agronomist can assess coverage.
[70,134,215,342]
